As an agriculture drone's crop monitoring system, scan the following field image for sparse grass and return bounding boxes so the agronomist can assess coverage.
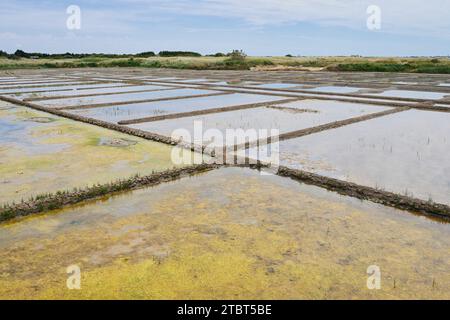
[0,163,216,222]
[1,56,450,73]
[330,59,450,73]
[331,62,412,72]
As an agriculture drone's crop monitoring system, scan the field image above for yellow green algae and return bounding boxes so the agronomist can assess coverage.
[0,101,194,205]
[0,167,448,299]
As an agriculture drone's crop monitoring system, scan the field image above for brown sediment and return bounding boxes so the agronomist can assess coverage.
[97,137,137,147]
[54,91,235,111]
[0,163,219,223]
[266,105,320,113]
[23,87,180,101]
[118,98,300,125]
[276,166,450,220]
[24,116,57,123]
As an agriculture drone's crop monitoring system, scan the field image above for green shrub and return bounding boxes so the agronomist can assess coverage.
[332,63,412,72]
[227,50,247,61]
[103,58,143,67]
[158,51,202,57]
[416,65,450,74]
[301,60,326,67]
[135,51,156,57]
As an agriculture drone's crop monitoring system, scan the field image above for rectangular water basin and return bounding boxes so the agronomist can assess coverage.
[38,88,220,108]
[129,99,391,146]
[262,109,450,205]
[68,93,285,123]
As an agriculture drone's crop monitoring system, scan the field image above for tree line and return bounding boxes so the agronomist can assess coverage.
[0,50,217,59]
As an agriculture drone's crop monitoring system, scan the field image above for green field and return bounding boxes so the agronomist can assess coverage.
[1,55,450,73]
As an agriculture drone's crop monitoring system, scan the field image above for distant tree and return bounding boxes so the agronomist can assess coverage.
[285,54,293,57]
[158,51,202,57]
[227,50,247,61]
[135,51,156,57]
[14,49,30,58]
[213,52,226,57]
[0,50,8,57]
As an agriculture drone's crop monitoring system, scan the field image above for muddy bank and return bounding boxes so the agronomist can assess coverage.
[0,163,218,222]
[277,166,450,220]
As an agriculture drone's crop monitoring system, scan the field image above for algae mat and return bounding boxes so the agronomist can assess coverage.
[0,167,448,299]
[0,102,189,205]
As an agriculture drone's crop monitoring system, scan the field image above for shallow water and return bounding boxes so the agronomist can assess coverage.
[148,77,184,81]
[17,85,173,99]
[0,115,69,155]
[264,109,450,204]
[0,78,60,84]
[392,82,419,85]
[255,83,301,89]
[0,83,124,96]
[69,93,285,123]
[39,88,219,108]
[130,100,390,146]
[176,78,211,83]
[0,167,448,299]
[0,79,70,86]
[374,90,448,100]
[302,86,362,94]
[0,81,99,90]
[210,81,263,86]
[0,103,192,205]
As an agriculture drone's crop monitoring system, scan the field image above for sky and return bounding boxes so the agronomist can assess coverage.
[1,0,449,56]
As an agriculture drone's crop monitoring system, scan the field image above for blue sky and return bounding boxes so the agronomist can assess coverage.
[1,0,449,56]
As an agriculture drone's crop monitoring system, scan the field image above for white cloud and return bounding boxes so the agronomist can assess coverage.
[123,0,450,37]
[1,0,449,54]
[2,1,450,37]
